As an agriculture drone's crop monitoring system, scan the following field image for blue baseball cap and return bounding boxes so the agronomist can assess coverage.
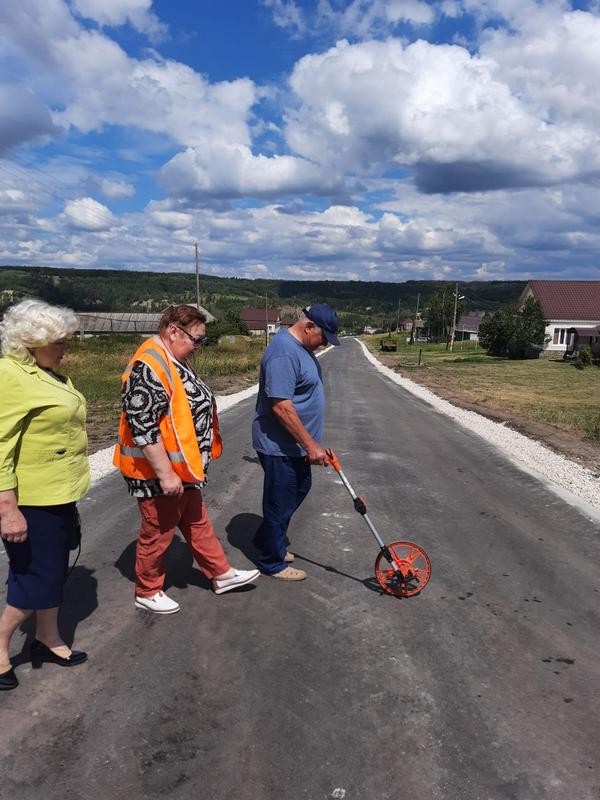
[303,304,340,346]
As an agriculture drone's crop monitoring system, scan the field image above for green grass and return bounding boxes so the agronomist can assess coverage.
[364,335,600,441]
[62,334,265,443]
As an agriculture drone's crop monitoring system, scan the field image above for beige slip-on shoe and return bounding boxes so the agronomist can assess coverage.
[284,552,295,563]
[268,566,306,581]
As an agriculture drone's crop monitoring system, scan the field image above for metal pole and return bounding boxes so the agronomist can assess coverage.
[265,293,268,348]
[410,292,420,344]
[396,296,401,332]
[449,281,459,352]
[195,242,200,310]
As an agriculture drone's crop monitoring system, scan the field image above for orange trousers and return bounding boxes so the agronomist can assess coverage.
[135,489,230,597]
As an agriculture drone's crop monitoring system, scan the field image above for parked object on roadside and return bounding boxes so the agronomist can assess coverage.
[0,299,91,690]
[252,304,340,579]
[326,449,431,597]
[114,304,258,613]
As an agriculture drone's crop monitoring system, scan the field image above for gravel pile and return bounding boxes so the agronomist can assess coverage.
[357,340,600,524]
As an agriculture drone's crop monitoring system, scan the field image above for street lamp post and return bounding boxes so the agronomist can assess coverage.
[449,283,465,352]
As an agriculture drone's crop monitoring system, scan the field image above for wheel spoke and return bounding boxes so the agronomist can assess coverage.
[407,547,421,563]
[413,568,429,579]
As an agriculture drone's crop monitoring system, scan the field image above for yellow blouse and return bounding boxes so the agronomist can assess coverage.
[0,355,90,505]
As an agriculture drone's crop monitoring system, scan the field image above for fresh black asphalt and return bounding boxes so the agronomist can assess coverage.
[1,338,599,800]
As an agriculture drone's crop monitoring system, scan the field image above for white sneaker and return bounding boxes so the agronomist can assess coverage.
[135,591,180,614]
[212,568,260,595]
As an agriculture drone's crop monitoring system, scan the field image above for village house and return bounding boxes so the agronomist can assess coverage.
[517,280,600,355]
[455,313,482,342]
[239,308,280,336]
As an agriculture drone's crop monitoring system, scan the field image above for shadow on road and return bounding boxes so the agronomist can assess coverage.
[225,512,262,563]
[293,552,406,598]
[14,565,99,666]
[114,537,213,593]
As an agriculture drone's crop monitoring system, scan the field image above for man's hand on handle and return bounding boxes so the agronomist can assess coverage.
[306,444,330,467]
[271,399,331,467]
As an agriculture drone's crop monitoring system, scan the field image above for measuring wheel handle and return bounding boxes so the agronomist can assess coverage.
[375,541,432,598]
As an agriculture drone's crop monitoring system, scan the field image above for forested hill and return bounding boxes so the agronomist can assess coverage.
[0,265,525,323]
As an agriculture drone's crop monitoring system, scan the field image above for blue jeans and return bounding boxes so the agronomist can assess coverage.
[254,453,312,575]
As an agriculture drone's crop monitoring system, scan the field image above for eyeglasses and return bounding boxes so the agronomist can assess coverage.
[174,325,207,346]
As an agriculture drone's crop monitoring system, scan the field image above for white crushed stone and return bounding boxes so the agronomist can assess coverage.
[357,339,600,524]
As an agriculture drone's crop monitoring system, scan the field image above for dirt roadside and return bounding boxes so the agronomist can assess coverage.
[373,352,600,476]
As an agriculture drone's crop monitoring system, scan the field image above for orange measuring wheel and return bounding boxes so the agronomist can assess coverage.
[374,541,431,597]
[325,449,432,599]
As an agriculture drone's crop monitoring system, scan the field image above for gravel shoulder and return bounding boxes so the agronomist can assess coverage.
[370,349,600,473]
[357,340,600,523]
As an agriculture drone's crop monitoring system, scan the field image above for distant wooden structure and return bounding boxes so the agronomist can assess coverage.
[77,304,215,336]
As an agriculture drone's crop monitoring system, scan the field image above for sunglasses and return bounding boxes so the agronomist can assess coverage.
[174,325,207,346]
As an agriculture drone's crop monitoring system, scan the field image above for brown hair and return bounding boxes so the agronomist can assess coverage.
[159,304,207,333]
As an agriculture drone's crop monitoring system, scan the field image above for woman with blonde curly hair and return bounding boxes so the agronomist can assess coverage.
[0,298,90,691]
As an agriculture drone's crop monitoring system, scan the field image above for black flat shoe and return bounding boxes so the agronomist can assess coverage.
[0,667,18,690]
[30,639,88,669]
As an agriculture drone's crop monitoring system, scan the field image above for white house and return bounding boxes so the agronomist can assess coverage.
[517,280,600,354]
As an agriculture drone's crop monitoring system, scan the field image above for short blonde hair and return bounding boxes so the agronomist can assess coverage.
[0,298,79,362]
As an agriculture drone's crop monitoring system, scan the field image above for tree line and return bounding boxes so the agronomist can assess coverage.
[0,266,526,334]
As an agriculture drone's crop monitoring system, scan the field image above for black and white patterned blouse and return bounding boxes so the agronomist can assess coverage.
[121,356,215,497]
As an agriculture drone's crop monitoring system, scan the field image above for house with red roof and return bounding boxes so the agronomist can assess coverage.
[517,280,600,354]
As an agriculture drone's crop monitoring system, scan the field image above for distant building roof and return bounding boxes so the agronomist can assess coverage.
[279,315,296,326]
[456,314,482,332]
[77,312,162,333]
[240,308,279,330]
[78,304,215,333]
[522,280,600,321]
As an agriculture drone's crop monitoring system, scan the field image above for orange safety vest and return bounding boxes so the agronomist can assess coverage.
[113,338,222,483]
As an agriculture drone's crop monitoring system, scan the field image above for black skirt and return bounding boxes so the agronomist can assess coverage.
[2,503,77,610]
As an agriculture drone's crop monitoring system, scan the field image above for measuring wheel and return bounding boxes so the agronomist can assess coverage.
[374,541,431,597]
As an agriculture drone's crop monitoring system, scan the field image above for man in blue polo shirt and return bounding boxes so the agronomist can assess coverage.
[252,304,340,580]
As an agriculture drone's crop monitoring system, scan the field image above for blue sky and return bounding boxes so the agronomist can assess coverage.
[1,0,600,282]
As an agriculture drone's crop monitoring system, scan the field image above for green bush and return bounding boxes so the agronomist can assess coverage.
[579,348,592,367]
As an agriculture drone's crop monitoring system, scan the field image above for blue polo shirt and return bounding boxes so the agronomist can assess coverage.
[252,329,325,457]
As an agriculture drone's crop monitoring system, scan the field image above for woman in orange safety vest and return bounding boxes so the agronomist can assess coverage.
[114,304,258,614]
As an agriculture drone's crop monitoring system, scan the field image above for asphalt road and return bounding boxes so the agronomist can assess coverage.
[1,338,599,800]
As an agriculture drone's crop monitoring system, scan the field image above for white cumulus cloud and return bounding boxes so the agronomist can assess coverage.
[160,143,341,200]
[284,34,600,192]
[98,178,135,199]
[63,197,114,230]
[71,0,167,41]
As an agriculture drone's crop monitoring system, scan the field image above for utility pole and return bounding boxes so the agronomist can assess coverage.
[194,242,200,310]
[265,293,269,348]
[449,282,464,352]
[396,296,401,332]
[410,293,420,344]
[441,287,446,341]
